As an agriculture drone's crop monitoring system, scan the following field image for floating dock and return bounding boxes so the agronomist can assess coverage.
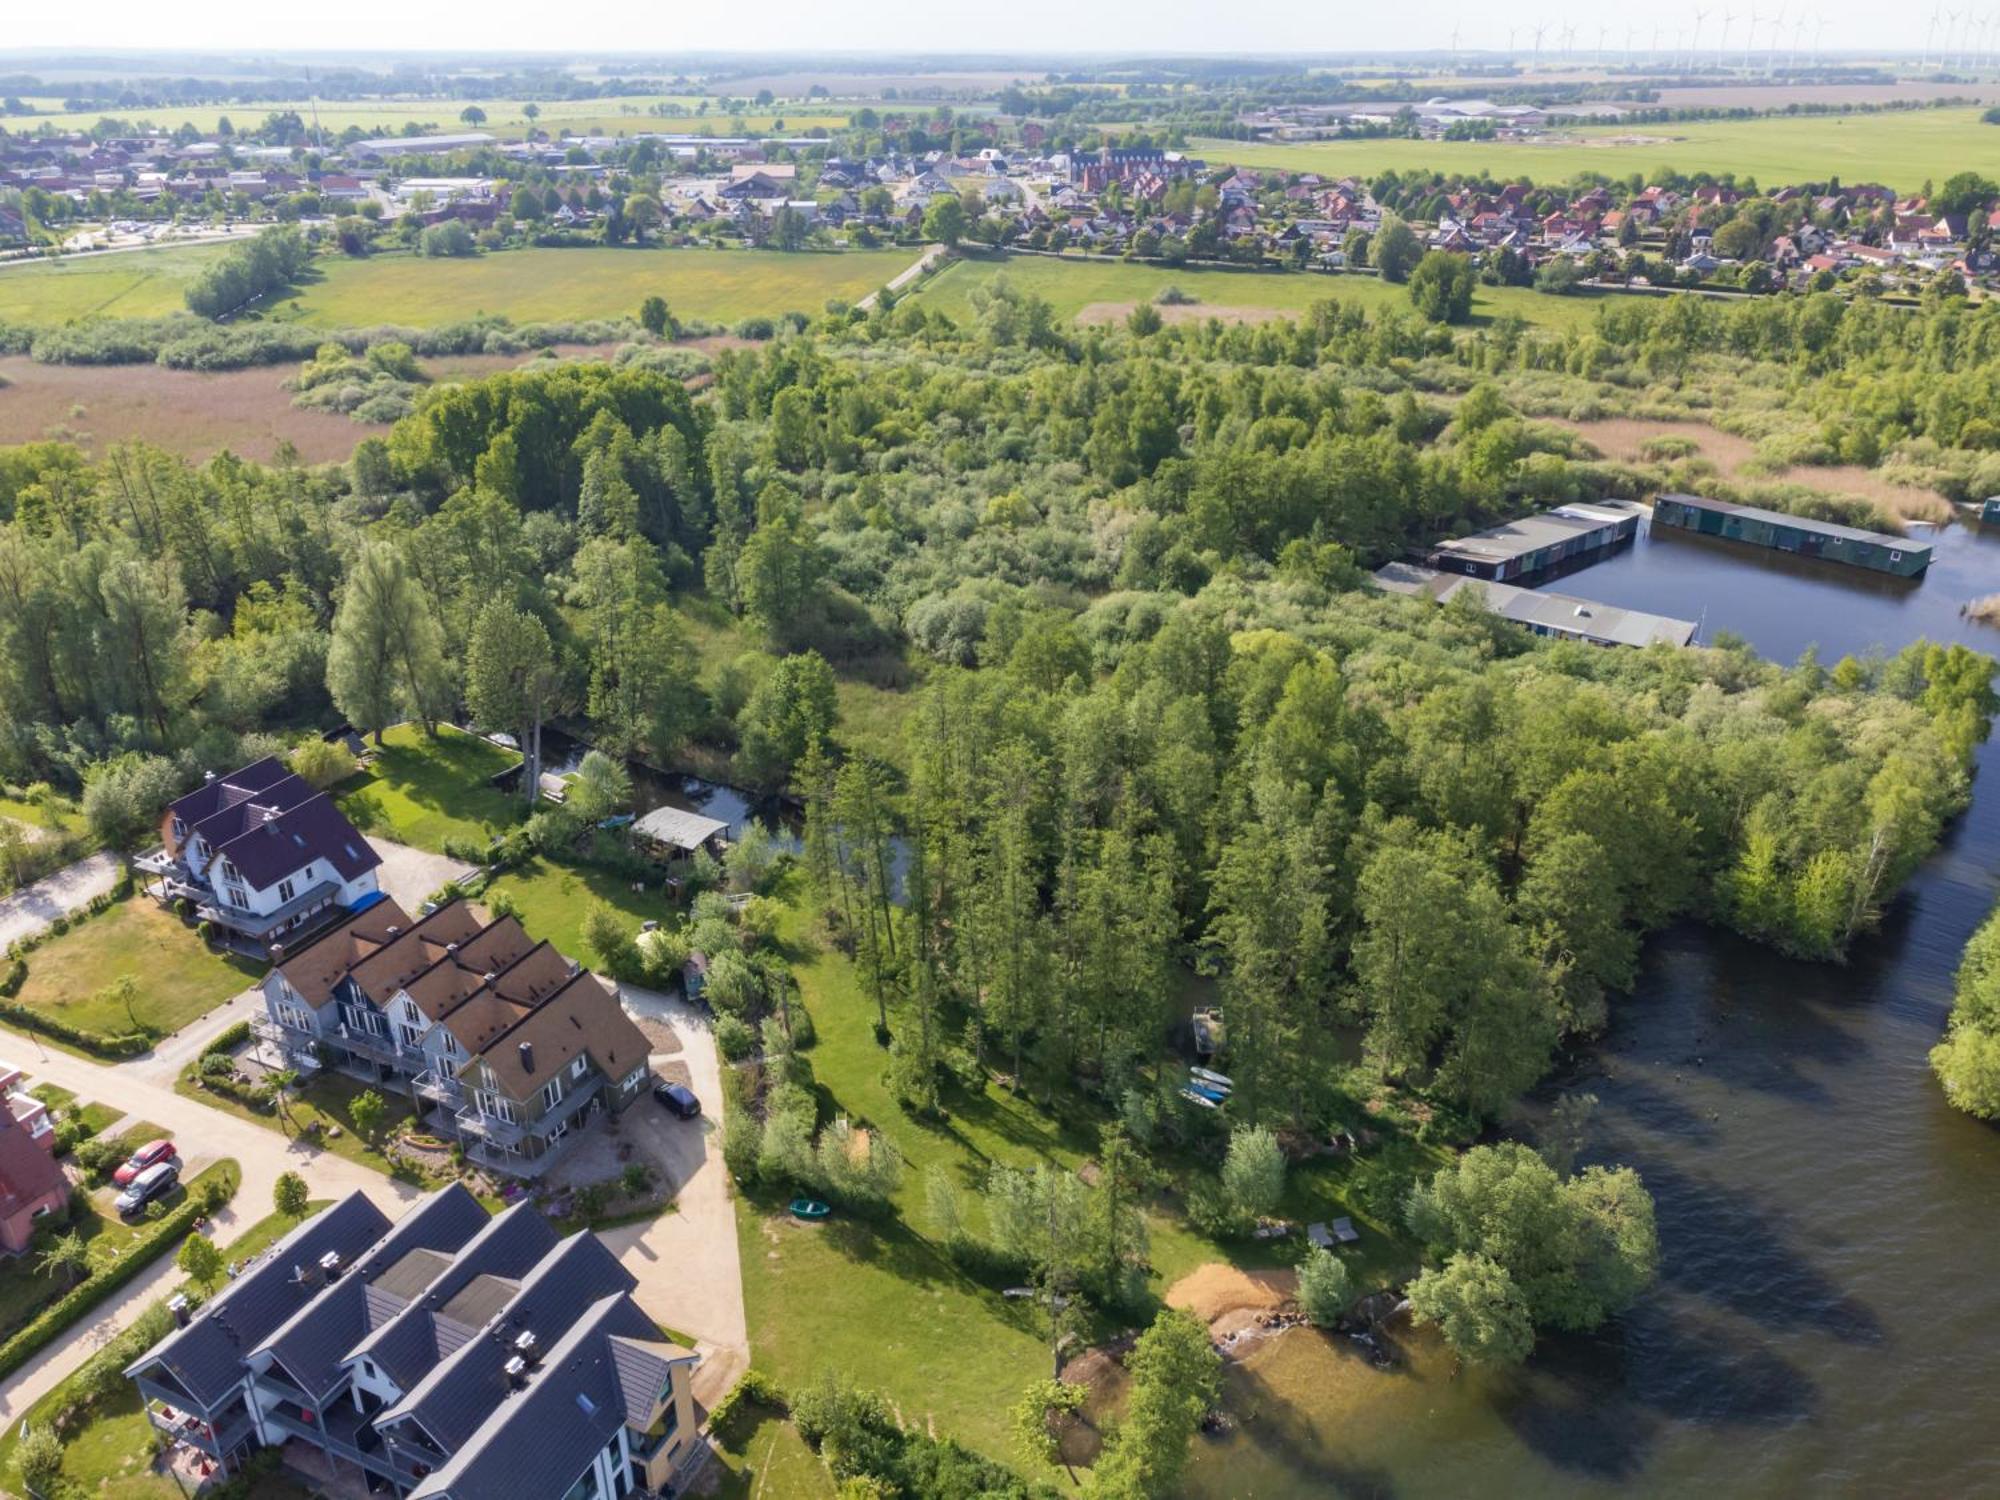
[1652,493,1930,577]
[1376,563,1698,648]
[1425,500,1644,582]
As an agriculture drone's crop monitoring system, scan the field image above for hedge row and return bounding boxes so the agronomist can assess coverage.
[0,1161,239,1384]
[708,1368,787,1431]
[0,998,154,1057]
[205,1019,253,1056]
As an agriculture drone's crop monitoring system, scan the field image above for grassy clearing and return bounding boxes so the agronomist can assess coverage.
[913,252,1636,332]
[1190,106,1993,194]
[489,855,669,959]
[735,882,1435,1474]
[710,1403,838,1500]
[27,1081,124,1136]
[12,899,257,1039]
[270,246,917,330]
[0,242,240,325]
[334,722,521,853]
[0,793,89,838]
[0,1198,330,1500]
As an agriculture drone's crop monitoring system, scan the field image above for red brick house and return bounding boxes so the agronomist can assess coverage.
[0,1106,70,1254]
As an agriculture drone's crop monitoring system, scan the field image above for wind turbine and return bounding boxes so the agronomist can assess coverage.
[1508,24,1521,53]
[1790,13,1806,71]
[1450,22,1462,61]
[1767,4,1786,70]
[1533,20,1549,57]
[1943,7,1961,68]
[1693,7,1711,67]
[1744,3,1761,68]
[1563,22,1577,56]
[1923,4,1942,66]
[1719,6,1736,64]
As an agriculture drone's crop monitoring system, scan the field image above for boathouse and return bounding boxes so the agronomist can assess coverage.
[1652,494,1931,577]
[1425,500,1644,582]
[1375,563,1698,648]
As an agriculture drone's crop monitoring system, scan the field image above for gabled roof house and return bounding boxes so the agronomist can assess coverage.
[126,1187,700,1498]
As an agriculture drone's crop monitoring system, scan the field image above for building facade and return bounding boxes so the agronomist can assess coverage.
[134,757,381,948]
[1652,493,1933,577]
[125,1187,701,1498]
[255,898,652,1178]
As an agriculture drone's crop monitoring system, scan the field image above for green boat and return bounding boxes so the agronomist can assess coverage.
[789,1198,831,1221]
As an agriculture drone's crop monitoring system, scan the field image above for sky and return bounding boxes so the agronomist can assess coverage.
[0,0,1965,60]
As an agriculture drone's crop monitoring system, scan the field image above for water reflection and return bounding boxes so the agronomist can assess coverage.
[1182,512,2000,1497]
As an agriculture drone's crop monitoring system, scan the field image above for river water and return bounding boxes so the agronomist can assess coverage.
[1183,515,2000,1499]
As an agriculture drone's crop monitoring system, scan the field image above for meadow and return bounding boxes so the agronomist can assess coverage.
[912,251,1643,332]
[1192,105,1997,192]
[0,241,239,324]
[15,92,850,139]
[269,245,918,328]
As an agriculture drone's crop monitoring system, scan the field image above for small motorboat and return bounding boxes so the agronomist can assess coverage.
[788,1197,832,1221]
[1189,1066,1234,1091]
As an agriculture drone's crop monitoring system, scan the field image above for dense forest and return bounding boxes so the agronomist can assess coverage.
[3,285,1994,1132]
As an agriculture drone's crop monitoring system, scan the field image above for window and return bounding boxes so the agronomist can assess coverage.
[278,878,296,903]
[226,886,249,909]
[541,1077,564,1112]
[570,1055,589,1081]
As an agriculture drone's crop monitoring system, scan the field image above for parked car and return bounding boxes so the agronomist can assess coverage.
[115,1160,180,1216]
[113,1139,176,1186]
[652,1082,701,1120]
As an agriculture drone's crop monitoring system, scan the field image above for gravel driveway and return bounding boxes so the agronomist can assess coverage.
[365,836,476,912]
[0,850,122,948]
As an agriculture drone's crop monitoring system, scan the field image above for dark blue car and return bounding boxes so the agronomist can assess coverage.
[653,1082,701,1120]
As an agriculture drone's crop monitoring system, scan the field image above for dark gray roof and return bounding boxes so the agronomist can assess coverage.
[125,1193,391,1408]
[377,1231,637,1452]
[214,790,381,889]
[167,756,293,828]
[606,1333,697,1430]
[252,1184,488,1400]
[408,1295,664,1500]
[346,1200,558,1391]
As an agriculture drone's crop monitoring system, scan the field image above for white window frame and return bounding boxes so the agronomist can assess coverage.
[570,1054,589,1081]
[541,1077,564,1112]
[278,877,296,903]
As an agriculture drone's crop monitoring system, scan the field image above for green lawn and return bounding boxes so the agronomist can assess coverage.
[0,1197,328,1500]
[1191,105,1995,194]
[334,722,521,853]
[487,855,669,960]
[176,1065,441,1184]
[735,880,1434,1475]
[711,1403,837,1500]
[912,251,1636,333]
[11,899,257,1040]
[0,792,89,838]
[267,246,918,330]
[0,242,241,325]
[28,1081,124,1136]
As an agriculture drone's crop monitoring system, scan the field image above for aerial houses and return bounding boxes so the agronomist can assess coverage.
[1425,500,1645,583]
[1652,493,1932,578]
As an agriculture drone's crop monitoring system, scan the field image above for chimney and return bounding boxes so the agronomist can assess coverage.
[268,942,286,964]
[319,1250,343,1281]
[386,925,401,937]
[169,1293,191,1328]
[514,1329,539,1364]
[518,1042,535,1074]
[503,1354,529,1387]
[204,770,218,784]
[446,942,460,955]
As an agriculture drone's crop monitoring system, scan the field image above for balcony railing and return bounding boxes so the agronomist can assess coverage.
[413,1069,465,1106]
[147,1402,254,1458]
[333,1023,418,1067]
[454,1105,527,1144]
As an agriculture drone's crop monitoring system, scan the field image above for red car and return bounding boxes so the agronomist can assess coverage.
[113,1139,176,1186]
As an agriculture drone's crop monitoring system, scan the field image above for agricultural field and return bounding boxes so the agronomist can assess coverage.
[13,93,849,138]
[0,241,239,324]
[912,251,1643,332]
[269,245,918,328]
[1192,105,1997,193]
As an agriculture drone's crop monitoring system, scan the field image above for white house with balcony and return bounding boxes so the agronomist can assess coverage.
[134,757,380,950]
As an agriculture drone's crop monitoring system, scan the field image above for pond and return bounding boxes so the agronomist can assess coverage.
[1182,513,2000,1497]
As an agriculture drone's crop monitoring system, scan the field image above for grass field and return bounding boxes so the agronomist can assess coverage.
[913,252,1640,332]
[17,93,849,139]
[268,246,917,329]
[335,722,522,852]
[1192,106,1996,193]
[13,899,257,1040]
[0,242,238,325]
[735,883,1428,1475]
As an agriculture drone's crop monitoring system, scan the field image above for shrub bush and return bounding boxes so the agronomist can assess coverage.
[0,959,24,997]
[715,1013,758,1062]
[205,1019,252,1056]
[0,998,153,1057]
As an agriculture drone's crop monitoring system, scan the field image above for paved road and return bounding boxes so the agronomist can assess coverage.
[0,1034,422,1433]
[598,985,748,1406]
[0,851,121,950]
